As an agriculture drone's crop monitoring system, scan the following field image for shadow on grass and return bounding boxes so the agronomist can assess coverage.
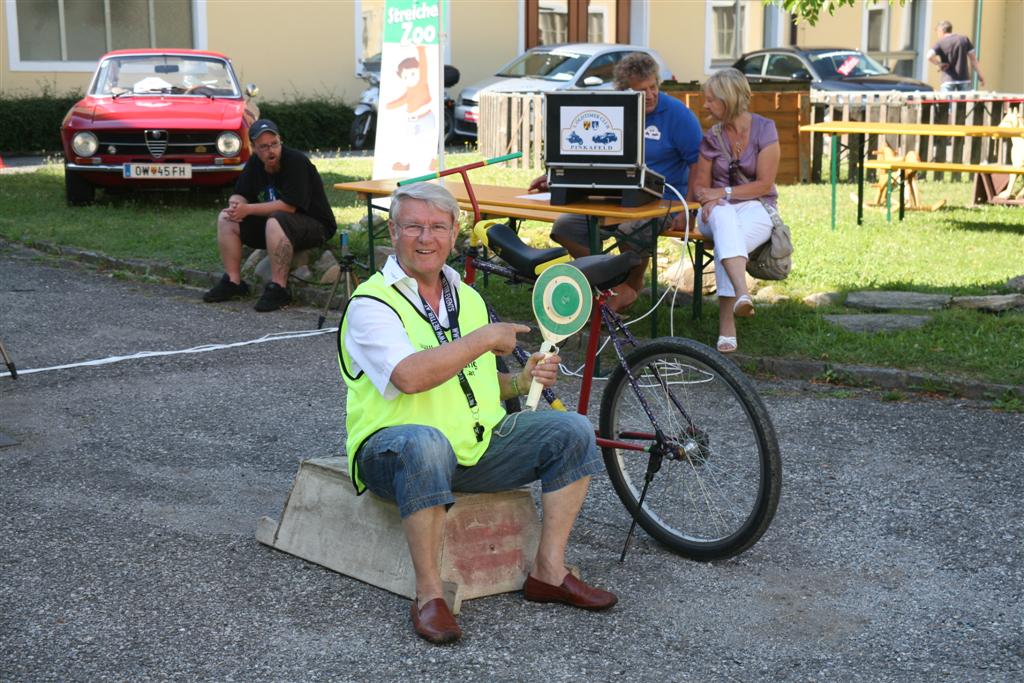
[946,217,1024,237]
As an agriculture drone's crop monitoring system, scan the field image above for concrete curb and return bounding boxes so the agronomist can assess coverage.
[4,237,1021,403]
[732,353,1022,402]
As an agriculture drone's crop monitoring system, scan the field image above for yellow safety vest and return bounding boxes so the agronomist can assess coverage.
[338,272,505,493]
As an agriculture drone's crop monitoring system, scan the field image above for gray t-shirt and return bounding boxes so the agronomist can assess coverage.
[699,113,779,206]
[932,33,975,83]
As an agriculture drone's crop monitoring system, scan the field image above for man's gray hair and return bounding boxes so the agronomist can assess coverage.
[389,182,461,227]
[613,52,660,90]
[937,20,953,33]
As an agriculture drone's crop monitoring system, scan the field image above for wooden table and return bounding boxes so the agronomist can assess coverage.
[799,121,1024,228]
[334,178,693,335]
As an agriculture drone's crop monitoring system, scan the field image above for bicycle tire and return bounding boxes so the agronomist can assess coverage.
[598,338,781,561]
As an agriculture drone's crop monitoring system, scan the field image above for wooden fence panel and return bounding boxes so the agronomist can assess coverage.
[806,90,1024,182]
[479,92,544,171]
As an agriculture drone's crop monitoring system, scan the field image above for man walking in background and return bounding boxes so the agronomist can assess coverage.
[928,20,985,92]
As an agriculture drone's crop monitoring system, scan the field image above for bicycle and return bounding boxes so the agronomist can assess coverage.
[392,158,782,562]
[462,220,782,562]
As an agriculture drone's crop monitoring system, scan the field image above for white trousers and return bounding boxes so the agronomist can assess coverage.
[701,200,773,297]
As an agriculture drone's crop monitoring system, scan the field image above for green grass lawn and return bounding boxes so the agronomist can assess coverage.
[1,152,1022,389]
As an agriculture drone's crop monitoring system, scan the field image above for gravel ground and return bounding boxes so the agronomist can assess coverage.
[1,251,1022,682]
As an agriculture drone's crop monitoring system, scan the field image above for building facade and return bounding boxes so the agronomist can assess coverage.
[2,0,1021,101]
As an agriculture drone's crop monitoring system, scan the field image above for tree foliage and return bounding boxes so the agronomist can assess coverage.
[767,0,906,26]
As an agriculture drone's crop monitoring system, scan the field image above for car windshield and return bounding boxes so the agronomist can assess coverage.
[809,51,890,80]
[496,50,589,82]
[91,55,240,97]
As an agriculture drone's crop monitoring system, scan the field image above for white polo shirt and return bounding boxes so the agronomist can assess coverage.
[343,255,463,400]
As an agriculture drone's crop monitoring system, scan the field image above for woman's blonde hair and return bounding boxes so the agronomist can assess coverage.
[704,68,751,122]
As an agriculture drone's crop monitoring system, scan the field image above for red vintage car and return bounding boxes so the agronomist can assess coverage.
[60,49,260,205]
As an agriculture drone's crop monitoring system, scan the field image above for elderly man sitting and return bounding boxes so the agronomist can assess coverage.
[338,182,617,645]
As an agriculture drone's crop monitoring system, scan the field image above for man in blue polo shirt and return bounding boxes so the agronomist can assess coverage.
[530,52,702,311]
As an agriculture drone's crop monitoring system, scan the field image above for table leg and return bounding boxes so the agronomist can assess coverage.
[693,241,704,321]
[830,134,838,232]
[856,133,865,226]
[588,215,600,255]
[650,231,659,338]
[365,196,376,273]
[885,170,892,223]
[899,169,906,221]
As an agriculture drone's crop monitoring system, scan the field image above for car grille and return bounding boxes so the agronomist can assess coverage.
[95,131,223,158]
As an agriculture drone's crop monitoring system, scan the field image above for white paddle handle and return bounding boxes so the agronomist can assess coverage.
[524,341,558,411]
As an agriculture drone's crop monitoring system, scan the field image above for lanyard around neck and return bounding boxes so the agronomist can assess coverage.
[418,275,485,443]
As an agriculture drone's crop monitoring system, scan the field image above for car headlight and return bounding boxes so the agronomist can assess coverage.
[217,132,241,156]
[72,131,98,157]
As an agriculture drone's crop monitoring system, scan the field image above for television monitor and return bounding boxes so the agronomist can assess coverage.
[544,91,644,168]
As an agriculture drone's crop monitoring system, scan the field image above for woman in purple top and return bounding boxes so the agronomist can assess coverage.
[691,68,780,354]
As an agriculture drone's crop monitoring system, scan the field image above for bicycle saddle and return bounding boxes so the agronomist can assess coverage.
[570,252,645,291]
[479,222,570,277]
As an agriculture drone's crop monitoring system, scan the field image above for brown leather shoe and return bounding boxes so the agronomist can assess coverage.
[410,598,461,644]
[523,573,618,611]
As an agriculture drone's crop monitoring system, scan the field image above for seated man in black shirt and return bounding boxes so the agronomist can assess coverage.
[203,119,338,312]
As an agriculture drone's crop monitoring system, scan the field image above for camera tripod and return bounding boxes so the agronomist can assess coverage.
[317,232,364,329]
[0,338,17,379]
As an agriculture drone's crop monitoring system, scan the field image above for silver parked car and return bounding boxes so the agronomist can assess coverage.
[454,43,673,138]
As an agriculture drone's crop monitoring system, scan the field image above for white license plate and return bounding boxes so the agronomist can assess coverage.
[123,163,192,179]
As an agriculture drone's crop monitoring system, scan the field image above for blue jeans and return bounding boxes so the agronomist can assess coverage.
[939,81,971,92]
[355,411,603,517]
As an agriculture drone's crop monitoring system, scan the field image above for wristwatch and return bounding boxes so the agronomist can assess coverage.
[724,186,733,200]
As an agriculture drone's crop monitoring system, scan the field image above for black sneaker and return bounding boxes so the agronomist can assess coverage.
[203,274,250,303]
[255,282,291,312]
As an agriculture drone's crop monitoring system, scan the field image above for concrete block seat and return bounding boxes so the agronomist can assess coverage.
[256,456,541,614]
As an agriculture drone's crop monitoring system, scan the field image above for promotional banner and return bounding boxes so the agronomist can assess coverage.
[372,0,444,180]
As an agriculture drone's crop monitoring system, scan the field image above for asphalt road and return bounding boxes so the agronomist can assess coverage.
[2,250,1022,682]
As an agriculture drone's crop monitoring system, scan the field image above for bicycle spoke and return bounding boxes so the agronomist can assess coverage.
[600,339,781,561]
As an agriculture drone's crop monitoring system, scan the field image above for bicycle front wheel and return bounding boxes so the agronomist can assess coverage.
[599,338,781,561]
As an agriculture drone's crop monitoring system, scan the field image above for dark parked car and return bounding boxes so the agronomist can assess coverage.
[60,49,260,205]
[592,132,618,144]
[733,47,931,92]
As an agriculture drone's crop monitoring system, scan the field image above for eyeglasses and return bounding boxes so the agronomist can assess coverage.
[395,222,453,238]
[255,140,281,153]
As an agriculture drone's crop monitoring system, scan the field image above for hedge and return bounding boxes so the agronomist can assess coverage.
[0,94,81,154]
[0,95,355,155]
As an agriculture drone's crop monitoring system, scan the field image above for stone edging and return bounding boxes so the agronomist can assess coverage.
[732,354,1022,402]
[4,237,1021,402]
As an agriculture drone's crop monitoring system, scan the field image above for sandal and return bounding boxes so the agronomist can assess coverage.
[733,294,755,318]
[716,335,737,354]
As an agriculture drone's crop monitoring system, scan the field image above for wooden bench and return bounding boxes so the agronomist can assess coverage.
[864,159,1024,221]
[653,226,712,320]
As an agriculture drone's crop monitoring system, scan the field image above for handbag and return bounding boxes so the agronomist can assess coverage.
[712,124,793,280]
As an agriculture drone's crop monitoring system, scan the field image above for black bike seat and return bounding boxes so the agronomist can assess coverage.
[483,222,569,277]
[570,252,645,291]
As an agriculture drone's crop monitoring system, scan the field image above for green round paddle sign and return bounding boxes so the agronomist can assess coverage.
[532,264,592,340]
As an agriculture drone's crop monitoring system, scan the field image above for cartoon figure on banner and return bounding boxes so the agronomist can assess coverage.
[385,45,438,173]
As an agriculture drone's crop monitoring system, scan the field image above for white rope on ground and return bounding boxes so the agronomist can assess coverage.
[0,327,338,378]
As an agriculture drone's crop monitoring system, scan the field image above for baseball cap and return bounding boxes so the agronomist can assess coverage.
[249,119,280,141]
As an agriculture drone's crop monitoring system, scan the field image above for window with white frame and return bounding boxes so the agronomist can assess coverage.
[9,0,195,66]
[864,4,888,54]
[359,0,386,63]
[538,1,568,46]
[709,0,747,63]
